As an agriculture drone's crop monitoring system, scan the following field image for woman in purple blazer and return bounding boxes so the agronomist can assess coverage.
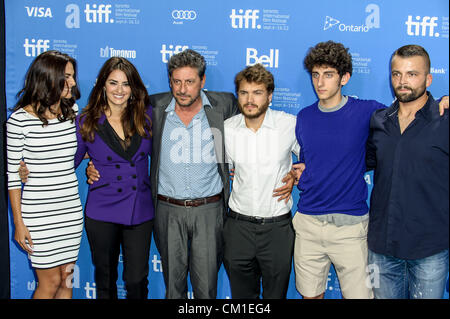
[74,57,154,299]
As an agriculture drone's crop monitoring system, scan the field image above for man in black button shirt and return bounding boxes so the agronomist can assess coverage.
[366,44,449,299]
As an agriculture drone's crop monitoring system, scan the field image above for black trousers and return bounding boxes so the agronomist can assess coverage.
[223,214,294,299]
[85,216,153,299]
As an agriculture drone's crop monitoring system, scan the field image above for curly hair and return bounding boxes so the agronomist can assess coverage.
[14,50,80,126]
[234,63,275,94]
[304,41,353,77]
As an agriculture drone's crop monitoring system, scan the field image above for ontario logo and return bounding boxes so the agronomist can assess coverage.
[323,4,380,32]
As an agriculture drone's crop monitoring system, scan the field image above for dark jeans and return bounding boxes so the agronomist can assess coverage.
[85,216,153,299]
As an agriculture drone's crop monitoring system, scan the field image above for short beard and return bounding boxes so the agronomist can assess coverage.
[238,101,270,119]
[174,92,201,108]
[395,85,427,103]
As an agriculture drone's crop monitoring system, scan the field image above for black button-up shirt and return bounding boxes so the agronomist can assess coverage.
[366,93,449,260]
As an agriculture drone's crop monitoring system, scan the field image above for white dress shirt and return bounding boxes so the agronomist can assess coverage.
[224,108,300,217]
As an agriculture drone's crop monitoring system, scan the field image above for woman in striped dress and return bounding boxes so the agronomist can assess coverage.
[6,50,83,299]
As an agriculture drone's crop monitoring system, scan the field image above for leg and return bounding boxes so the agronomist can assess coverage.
[189,201,223,299]
[408,249,449,299]
[155,201,189,299]
[85,216,121,299]
[54,262,77,299]
[368,249,408,299]
[121,219,154,299]
[258,217,295,299]
[292,213,331,299]
[328,220,373,299]
[223,217,261,299]
[33,267,62,299]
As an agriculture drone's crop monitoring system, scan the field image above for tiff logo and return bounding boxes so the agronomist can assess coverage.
[24,38,50,57]
[85,4,113,23]
[405,16,439,37]
[230,9,261,29]
[160,44,189,63]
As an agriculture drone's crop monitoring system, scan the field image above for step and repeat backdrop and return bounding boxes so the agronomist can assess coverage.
[4,0,449,299]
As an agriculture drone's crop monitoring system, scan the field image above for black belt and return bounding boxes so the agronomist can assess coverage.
[157,193,222,207]
[228,210,291,225]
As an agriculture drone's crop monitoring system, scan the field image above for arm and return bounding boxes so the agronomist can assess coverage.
[74,116,88,168]
[366,119,377,171]
[6,116,33,253]
[9,189,33,253]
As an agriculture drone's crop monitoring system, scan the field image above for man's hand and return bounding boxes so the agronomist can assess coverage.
[292,162,305,185]
[273,170,296,203]
[18,160,30,183]
[439,96,449,116]
[86,161,100,184]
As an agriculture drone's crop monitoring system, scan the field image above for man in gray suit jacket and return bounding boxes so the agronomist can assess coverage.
[149,49,238,299]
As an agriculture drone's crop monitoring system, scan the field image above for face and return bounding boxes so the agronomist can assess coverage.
[311,65,350,107]
[61,62,76,99]
[391,55,432,103]
[104,69,132,109]
[170,66,205,108]
[237,80,272,120]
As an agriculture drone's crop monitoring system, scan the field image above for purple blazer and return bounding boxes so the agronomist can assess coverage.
[74,107,154,225]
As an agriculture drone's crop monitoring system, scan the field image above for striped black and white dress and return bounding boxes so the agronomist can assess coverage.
[6,105,83,269]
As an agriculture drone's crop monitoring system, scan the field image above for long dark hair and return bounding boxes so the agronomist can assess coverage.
[79,57,151,142]
[14,50,80,126]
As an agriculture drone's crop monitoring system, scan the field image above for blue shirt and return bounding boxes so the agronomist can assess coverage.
[295,97,384,216]
[158,91,223,199]
[366,94,449,260]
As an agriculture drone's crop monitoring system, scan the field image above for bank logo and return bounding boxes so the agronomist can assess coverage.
[323,4,380,33]
[160,44,189,63]
[405,16,439,37]
[246,48,279,68]
[24,38,50,57]
[230,9,261,29]
[25,6,53,18]
[324,16,340,30]
[172,10,197,20]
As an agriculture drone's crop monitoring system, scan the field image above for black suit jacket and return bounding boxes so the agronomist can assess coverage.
[149,90,238,208]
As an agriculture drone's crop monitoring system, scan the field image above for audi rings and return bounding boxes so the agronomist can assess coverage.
[172,10,197,20]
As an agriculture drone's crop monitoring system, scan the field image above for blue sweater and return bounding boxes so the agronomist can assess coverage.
[295,97,384,216]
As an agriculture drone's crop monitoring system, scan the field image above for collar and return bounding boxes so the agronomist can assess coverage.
[385,91,435,121]
[165,90,212,113]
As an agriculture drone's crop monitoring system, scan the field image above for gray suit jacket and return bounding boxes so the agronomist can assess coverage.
[149,90,238,208]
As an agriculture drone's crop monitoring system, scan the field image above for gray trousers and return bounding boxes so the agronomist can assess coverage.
[154,199,224,299]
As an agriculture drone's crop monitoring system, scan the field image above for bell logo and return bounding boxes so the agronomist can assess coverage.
[405,16,439,37]
[246,48,279,68]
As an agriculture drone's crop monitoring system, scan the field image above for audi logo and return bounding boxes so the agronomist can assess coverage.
[172,10,197,20]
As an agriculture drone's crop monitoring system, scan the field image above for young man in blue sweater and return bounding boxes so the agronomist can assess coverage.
[292,41,381,299]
